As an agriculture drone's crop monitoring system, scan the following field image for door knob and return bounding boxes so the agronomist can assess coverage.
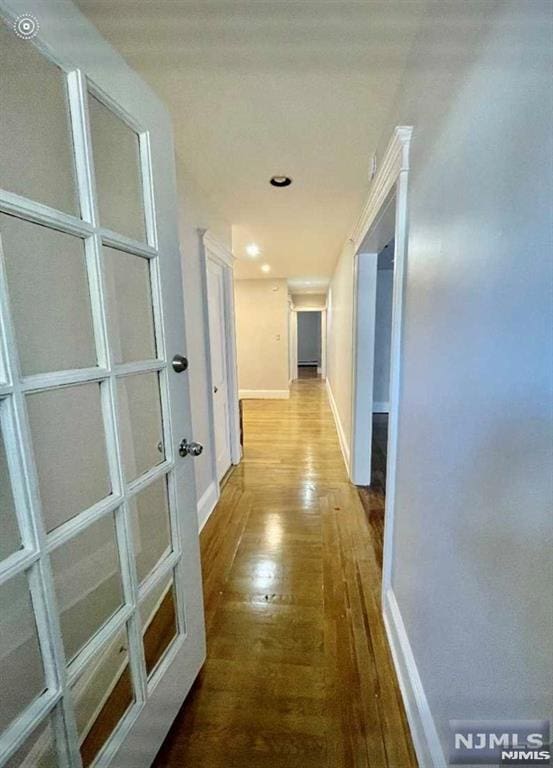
[179,438,203,458]
[172,354,189,373]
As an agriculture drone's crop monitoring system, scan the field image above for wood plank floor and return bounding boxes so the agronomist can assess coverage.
[153,377,417,768]
[357,414,388,572]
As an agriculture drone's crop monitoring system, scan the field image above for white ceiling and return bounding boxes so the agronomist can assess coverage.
[76,0,427,283]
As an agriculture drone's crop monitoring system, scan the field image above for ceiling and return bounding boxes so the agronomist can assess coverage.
[76,1,427,283]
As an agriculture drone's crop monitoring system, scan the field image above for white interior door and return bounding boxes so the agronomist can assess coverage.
[206,259,232,481]
[0,3,205,768]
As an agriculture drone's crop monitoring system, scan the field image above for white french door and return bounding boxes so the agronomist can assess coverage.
[0,3,205,768]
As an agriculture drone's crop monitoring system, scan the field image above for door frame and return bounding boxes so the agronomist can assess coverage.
[291,306,326,379]
[349,126,412,597]
[200,231,241,494]
[288,301,298,384]
[320,308,327,378]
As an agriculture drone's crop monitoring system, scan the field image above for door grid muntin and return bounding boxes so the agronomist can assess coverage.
[0,31,187,768]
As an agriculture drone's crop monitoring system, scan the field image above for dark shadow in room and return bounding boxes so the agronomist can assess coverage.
[298,364,319,379]
[357,413,388,571]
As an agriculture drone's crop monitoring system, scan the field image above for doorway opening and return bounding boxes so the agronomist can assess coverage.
[357,237,395,569]
[297,310,322,378]
[349,126,412,594]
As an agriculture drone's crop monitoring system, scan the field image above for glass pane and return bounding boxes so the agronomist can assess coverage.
[139,573,178,677]
[0,573,46,732]
[0,23,78,214]
[89,94,145,241]
[27,383,111,533]
[71,625,134,768]
[118,373,164,482]
[130,476,171,583]
[4,715,57,768]
[103,247,156,364]
[0,406,22,561]
[50,513,124,662]
[0,214,96,375]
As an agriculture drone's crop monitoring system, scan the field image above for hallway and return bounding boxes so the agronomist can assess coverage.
[154,378,416,768]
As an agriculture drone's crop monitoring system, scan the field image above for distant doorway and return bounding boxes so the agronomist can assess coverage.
[297,310,322,375]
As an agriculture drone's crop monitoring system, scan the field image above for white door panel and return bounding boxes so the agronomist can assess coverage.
[0,3,205,767]
[206,260,231,481]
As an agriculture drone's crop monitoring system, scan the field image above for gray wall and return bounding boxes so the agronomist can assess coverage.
[382,0,553,758]
[297,311,321,365]
[373,267,393,408]
[328,0,553,761]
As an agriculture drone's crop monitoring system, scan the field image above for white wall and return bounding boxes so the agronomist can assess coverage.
[176,162,232,502]
[234,279,290,397]
[327,1,553,762]
[297,311,321,365]
[326,238,355,458]
[373,268,393,409]
[291,293,327,310]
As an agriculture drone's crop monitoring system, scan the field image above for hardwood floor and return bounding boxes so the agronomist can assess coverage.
[298,364,319,378]
[153,378,416,768]
[357,414,388,572]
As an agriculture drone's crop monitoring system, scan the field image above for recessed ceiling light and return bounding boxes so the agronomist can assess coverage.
[270,175,292,188]
[261,264,271,273]
[246,243,260,257]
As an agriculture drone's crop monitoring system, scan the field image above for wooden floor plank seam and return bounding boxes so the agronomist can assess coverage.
[153,376,417,768]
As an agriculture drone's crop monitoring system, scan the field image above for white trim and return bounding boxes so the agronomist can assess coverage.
[292,307,326,380]
[348,127,428,765]
[348,126,413,597]
[325,379,350,472]
[288,306,298,382]
[202,231,235,269]
[197,480,220,532]
[381,159,411,598]
[373,401,390,413]
[383,589,446,768]
[320,309,327,379]
[350,252,378,485]
[291,305,326,312]
[200,230,242,484]
[239,389,289,400]
[351,126,413,253]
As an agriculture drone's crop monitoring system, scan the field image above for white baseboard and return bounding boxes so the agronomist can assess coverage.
[239,389,290,399]
[383,588,446,768]
[325,378,350,473]
[373,400,390,413]
[197,480,220,532]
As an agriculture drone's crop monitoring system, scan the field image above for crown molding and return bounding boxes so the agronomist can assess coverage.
[350,126,413,254]
[201,229,235,269]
